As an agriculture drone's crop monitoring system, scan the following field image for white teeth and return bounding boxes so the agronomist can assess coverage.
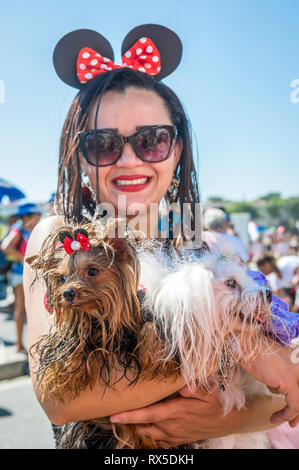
[114,177,149,186]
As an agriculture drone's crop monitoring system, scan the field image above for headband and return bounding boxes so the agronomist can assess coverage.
[53,24,182,88]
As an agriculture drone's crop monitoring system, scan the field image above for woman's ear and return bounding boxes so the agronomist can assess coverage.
[173,138,183,168]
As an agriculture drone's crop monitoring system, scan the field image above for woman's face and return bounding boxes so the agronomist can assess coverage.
[82,87,182,214]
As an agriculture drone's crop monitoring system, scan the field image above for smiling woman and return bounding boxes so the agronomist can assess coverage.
[56,69,197,230]
[23,24,299,449]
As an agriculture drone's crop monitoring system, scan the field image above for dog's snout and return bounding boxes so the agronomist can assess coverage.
[265,289,272,303]
[63,288,77,302]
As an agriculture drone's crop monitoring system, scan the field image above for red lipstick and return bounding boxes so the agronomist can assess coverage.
[112,175,152,192]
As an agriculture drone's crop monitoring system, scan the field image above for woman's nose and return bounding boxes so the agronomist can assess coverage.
[115,142,143,168]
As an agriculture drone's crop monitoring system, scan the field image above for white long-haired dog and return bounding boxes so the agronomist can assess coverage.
[137,242,277,449]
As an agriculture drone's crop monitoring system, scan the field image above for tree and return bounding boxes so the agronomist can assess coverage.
[265,199,282,219]
[207,196,226,203]
[282,197,299,220]
[259,192,282,201]
[226,202,259,220]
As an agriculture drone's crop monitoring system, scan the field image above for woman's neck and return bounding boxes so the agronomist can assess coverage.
[115,203,167,241]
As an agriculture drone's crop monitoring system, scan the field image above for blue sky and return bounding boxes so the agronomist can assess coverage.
[0,0,298,204]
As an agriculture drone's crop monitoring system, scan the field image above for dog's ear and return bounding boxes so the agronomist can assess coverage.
[109,237,129,258]
[25,254,44,270]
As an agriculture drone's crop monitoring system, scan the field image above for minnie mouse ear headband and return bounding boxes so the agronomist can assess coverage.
[53,24,182,88]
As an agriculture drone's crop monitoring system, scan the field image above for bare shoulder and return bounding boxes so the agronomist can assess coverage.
[24,215,65,346]
[25,215,64,256]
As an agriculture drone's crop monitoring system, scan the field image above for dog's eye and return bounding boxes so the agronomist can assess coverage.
[60,275,67,283]
[225,279,237,288]
[87,268,100,277]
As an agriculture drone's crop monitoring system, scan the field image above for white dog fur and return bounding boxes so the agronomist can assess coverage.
[137,243,278,449]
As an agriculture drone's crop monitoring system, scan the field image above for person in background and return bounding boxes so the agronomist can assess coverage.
[0,214,18,301]
[276,250,299,310]
[1,203,41,352]
[273,228,290,258]
[256,256,284,298]
[291,266,299,313]
[250,232,264,263]
[202,207,249,263]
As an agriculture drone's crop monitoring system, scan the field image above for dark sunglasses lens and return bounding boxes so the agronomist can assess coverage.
[82,132,121,166]
[134,128,172,162]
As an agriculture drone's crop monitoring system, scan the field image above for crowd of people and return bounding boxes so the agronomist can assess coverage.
[202,207,299,313]
[0,201,54,352]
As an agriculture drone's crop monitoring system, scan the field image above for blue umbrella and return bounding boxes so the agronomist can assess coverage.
[0,178,26,203]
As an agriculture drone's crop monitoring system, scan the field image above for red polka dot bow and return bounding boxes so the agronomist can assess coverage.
[76,37,161,84]
[63,232,90,255]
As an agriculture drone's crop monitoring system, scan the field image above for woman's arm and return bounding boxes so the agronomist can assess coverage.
[109,337,299,446]
[109,385,286,447]
[23,216,184,425]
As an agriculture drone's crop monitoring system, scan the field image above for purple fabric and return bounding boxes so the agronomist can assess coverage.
[246,270,299,344]
[246,269,267,287]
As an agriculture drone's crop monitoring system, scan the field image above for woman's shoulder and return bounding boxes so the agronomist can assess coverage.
[25,215,64,256]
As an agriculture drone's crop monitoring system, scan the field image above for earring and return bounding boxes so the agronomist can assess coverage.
[81,180,97,221]
[168,175,179,202]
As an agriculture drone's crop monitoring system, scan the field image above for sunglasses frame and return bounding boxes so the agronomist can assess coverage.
[78,125,177,167]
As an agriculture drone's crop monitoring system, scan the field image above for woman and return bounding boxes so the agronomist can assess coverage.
[2,203,41,352]
[23,26,299,448]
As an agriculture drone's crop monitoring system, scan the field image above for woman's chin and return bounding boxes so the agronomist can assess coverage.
[109,189,154,214]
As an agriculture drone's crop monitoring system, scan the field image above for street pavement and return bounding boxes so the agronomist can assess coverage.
[0,287,55,449]
[0,376,55,449]
[0,286,29,380]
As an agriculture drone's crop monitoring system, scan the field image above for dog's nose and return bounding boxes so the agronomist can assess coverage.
[265,289,272,303]
[63,288,77,302]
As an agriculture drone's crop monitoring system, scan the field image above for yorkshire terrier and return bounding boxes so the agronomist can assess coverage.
[26,219,178,449]
[26,221,277,449]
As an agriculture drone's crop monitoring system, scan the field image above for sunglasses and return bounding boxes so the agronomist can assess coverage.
[78,125,177,167]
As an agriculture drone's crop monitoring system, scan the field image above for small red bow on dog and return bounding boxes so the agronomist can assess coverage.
[76,37,161,84]
[60,231,90,255]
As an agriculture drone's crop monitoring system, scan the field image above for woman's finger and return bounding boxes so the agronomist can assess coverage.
[110,398,179,424]
[289,416,299,428]
[134,424,169,442]
[270,395,299,425]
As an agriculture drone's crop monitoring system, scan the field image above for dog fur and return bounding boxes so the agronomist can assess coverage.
[26,220,277,449]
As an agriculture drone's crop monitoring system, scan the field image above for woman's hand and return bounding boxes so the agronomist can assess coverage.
[110,386,285,448]
[243,340,299,427]
[111,386,228,447]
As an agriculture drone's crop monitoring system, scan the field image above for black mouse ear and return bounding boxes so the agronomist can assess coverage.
[74,228,89,240]
[121,24,182,81]
[53,29,114,89]
[59,231,74,244]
